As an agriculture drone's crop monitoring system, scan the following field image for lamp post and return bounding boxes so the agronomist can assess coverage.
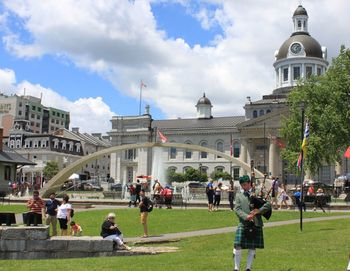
[199,163,202,174]
[299,101,306,232]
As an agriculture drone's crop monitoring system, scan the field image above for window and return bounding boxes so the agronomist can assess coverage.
[57,113,60,117]
[183,166,192,173]
[185,148,192,159]
[317,67,322,76]
[169,147,177,159]
[38,107,41,112]
[216,141,224,158]
[36,122,40,127]
[293,66,301,80]
[37,115,40,120]
[253,110,258,118]
[18,110,22,116]
[125,149,136,160]
[19,102,22,107]
[16,140,21,148]
[256,145,267,151]
[259,109,265,116]
[30,121,34,126]
[31,113,35,119]
[283,68,288,81]
[306,66,313,78]
[297,20,301,29]
[233,142,240,158]
[266,109,271,114]
[233,167,240,180]
[200,141,208,159]
[52,111,56,116]
[215,166,224,173]
[56,120,59,124]
[32,105,36,111]
[200,166,208,174]
[168,167,177,173]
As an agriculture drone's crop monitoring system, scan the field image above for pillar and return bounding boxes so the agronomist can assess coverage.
[268,140,278,177]
[240,139,248,175]
[335,162,342,177]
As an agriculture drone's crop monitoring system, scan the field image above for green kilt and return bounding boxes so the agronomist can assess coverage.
[234,225,264,249]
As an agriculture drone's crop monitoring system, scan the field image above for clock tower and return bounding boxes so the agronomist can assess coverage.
[273,5,328,89]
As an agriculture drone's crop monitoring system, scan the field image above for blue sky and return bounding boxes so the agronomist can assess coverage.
[0,1,222,121]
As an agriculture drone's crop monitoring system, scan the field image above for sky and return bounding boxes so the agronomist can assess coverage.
[0,0,349,133]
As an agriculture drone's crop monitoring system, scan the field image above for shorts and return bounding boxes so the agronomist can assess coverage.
[207,192,214,204]
[58,218,68,230]
[140,212,148,224]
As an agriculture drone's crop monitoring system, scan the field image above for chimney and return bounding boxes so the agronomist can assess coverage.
[72,127,80,133]
[0,128,3,152]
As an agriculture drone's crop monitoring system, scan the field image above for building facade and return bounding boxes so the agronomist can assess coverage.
[108,5,343,186]
[0,94,70,136]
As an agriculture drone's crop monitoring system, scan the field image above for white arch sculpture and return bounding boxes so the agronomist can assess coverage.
[41,142,265,197]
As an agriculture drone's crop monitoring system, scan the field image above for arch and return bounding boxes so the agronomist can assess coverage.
[40,142,265,197]
[216,140,224,159]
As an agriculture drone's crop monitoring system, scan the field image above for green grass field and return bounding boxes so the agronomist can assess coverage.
[1,218,349,271]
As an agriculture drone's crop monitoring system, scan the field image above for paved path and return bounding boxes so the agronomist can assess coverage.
[125,215,350,243]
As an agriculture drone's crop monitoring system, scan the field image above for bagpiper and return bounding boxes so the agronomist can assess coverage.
[233,175,271,271]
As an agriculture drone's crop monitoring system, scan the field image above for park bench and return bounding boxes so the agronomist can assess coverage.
[103,191,122,199]
[291,195,331,211]
[172,194,187,209]
[0,212,16,226]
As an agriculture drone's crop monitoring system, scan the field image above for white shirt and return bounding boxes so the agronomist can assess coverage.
[57,203,72,219]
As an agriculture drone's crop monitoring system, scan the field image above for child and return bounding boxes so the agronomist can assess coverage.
[70,221,83,236]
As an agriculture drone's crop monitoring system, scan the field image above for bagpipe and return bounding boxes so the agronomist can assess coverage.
[249,195,272,220]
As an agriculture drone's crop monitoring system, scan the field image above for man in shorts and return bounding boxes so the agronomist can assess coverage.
[139,189,151,238]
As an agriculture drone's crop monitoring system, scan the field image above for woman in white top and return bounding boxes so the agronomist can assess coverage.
[57,194,72,236]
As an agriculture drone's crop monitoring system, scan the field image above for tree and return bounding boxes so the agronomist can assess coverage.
[43,161,59,180]
[281,46,350,175]
[184,167,208,183]
[210,171,233,181]
[167,169,185,183]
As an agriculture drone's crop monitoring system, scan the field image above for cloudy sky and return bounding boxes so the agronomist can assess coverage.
[0,0,349,133]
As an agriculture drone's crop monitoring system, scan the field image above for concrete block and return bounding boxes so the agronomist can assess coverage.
[0,240,26,251]
[1,226,49,240]
[1,227,26,240]
[67,240,93,252]
[25,227,49,240]
[91,239,113,252]
[46,240,68,251]
[26,240,48,251]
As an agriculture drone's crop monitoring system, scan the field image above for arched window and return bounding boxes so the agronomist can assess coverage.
[184,141,192,159]
[168,167,177,173]
[266,109,271,114]
[9,140,15,149]
[233,142,240,158]
[16,139,21,148]
[201,166,209,174]
[183,166,193,173]
[216,141,224,158]
[169,147,177,159]
[215,166,225,173]
[200,141,208,159]
[253,110,258,118]
[259,109,265,116]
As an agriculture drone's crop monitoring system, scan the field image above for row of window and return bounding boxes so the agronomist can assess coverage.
[85,163,110,170]
[52,111,66,118]
[168,166,241,180]
[51,118,65,125]
[280,65,323,82]
[252,109,271,118]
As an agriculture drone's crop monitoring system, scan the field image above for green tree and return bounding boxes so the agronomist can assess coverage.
[166,169,185,183]
[281,46,350,175]
[184,167,208,183]
[210,171,233,181]
[43,161,59,180]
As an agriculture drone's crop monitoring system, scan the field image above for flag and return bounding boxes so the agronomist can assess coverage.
[140,80,147,89]
[301,122,309,155]
[276,138,286,149]
[344,146,350,159]
[297,153,303,169]
[157,130,168,143]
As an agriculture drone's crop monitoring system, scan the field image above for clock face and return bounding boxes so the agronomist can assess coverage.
[291,43,302,54]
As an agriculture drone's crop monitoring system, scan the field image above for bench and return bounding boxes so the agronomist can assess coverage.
[103,191,122,199]
[172,194,187,209]
[0,212,16,226]
[291,195,331,211]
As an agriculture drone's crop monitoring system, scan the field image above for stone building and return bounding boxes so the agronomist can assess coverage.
[108,5,342,186]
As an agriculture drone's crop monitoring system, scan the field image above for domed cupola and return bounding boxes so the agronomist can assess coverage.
[196,93,212,119]
[273,5,328,90]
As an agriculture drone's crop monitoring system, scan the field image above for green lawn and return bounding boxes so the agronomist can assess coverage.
[1,218,349,271]
[0,204,346,237]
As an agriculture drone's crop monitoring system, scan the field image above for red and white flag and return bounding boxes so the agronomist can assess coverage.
[157,130,168,143]
[140,80,147,89]
[344,146,350,159]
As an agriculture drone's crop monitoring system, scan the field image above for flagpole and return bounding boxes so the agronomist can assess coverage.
[230,134,233,178]
[139,80,142,116]
[300,105,305,232]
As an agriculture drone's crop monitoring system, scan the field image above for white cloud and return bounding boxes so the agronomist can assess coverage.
[0,68,115,133]
[1,0,350,120]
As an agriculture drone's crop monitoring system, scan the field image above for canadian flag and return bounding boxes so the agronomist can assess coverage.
[344,146,350,159]
[157,130,168,143]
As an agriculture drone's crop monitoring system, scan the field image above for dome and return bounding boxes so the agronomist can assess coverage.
[275,34,323,60]
[196,93,212,106]
[293,5,308,16]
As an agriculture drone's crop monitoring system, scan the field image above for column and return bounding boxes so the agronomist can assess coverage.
[335,162,342,177]
[239,139,248,175]
[268,140,278,177]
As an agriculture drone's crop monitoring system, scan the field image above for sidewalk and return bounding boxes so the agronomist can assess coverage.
[124,214,350,243]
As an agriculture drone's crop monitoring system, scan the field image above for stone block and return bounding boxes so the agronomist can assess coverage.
[0,240,26,251]
[1,226,49,240]
[25,227,49,240]
[91,239,113,252]
[46,240,68,251]
[1,227,26,240]
[67,240,92,252]
[26,240,48,251]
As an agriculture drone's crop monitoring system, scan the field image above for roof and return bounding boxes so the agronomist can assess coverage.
[276,33,323,60]
[153,116,245,131]
[0,146,36,165]
[293,5,308,16]
[196,93,212,106]
[247,98,286,106]
[54,129,111,148]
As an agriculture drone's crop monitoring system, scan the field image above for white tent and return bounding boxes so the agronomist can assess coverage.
[68,173,80,180]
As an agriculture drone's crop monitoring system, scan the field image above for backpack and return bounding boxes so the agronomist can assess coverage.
[70,208,75,218]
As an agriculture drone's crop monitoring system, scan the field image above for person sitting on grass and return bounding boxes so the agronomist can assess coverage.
[101,213,130,250]
[70,221,83,236]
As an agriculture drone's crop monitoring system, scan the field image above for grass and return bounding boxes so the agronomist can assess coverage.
[1,218,349,271]
[0,204,347,237]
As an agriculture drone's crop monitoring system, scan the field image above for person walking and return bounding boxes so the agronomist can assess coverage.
[228,180,235,211]
[233,175,271,271]
[268,177,279,210]
[278,189,290,210]
[139,189,152,238]
[135,179,142,204]
[45,192,60,236]
[206,180,214,212]
[57,194,72,236]
[213,182,223,211]
[101,213,130,250]
[26,190,45,226]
